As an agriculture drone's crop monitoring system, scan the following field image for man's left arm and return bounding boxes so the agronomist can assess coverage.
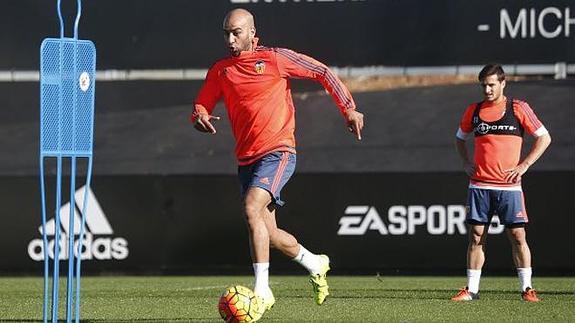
[275,48,364,140]
[505,133,551,183]
[505,101,552,183]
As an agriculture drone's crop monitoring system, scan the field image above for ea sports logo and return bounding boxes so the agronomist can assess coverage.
[338,205,505,236]
[475,122,490,135]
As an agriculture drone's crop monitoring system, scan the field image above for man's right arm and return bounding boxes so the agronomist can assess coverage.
[455,106,475,177]
[191,66,222,133]
[455,136,475,177]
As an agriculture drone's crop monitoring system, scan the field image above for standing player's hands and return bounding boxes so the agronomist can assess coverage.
[194,113,221,134]
[504,162,529,183]
[345,109,364,140]
[463,161,476,177]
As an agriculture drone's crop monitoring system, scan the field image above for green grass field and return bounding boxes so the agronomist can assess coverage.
[0,276,574,322]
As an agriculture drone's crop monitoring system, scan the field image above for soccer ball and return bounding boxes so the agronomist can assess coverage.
[218,285,264,323]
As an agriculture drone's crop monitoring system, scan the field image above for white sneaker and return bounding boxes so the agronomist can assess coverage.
[255,287,276,310]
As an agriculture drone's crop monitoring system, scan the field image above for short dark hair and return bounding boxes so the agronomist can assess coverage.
[478,64,505,82]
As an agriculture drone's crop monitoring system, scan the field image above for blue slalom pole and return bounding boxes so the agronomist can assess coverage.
[75,158,92,323]
[66,156,77,322]
[40,156,49,323]
[52,156,63,323]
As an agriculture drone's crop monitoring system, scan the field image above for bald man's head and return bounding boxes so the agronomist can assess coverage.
[224,9,255,29]
[223,9,256,57]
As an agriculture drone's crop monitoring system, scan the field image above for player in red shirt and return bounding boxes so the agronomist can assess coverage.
[192,9,364,310]
[451,64,551,302]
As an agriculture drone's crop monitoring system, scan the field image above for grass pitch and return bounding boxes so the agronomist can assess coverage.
[0,276,574,322]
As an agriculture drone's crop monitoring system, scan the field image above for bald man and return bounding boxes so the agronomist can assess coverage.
[191,9,364,311]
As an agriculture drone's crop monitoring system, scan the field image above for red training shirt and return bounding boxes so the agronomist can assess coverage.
[192,40,356,165]
[456,97,548,189]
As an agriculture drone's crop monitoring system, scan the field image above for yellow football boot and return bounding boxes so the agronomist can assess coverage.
[309,255,330,305]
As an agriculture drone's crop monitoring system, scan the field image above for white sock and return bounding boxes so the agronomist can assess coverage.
[517,267,533,292]
[253,263,270,296]
[467,269,482,294]
[292,245,321,275]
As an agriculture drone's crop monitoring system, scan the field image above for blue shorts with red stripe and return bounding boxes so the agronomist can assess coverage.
[466,188,528,226]
[238,151,296,207]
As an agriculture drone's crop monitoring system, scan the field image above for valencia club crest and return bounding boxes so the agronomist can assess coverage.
[254,60,266,74]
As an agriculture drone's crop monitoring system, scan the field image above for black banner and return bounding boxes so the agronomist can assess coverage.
[1,0,574,69]
[2,172,574,275]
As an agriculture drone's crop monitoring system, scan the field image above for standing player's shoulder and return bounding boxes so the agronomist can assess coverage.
[511,98,534,113]
[511,98,530,107]
[464,102,480,113]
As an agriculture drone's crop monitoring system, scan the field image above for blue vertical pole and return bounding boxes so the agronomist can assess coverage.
[52,156,63,323]
[75,158,92,323]
[66,156,77,322]
[40,156,49,323]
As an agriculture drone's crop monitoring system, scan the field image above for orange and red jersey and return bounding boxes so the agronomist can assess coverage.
[456,97,548,189]
[192,40,356,165]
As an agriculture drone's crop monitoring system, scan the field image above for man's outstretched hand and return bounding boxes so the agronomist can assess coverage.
[345,109,364,140]
[194,113,221,134]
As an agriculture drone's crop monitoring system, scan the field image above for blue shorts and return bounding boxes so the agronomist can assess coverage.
[238,151,296,207]
[466,188,528,226]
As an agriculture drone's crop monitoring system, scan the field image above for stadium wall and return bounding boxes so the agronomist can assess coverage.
[2,172,574,275]
[2,78,573,274]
